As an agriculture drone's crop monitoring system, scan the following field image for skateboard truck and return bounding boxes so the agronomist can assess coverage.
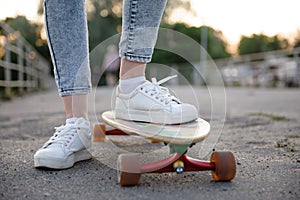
[94,124,236,186]
[117,146,236,186]
[173,160,184,174]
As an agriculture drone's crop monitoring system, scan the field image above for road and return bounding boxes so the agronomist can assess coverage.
[0,86,299,200]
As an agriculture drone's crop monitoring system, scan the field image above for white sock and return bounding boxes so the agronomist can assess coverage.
[119,76,146,94]
[66,117,77,124]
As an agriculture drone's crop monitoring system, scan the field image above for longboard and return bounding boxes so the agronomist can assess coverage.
[102,111,210,145]
[95,111,236,186]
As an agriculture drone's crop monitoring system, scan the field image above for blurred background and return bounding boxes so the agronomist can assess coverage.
[0,0,300,99]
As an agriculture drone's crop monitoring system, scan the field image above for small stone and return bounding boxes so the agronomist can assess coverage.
[44,192,50,197]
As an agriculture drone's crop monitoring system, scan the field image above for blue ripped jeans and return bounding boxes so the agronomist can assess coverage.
[44,0,167,96]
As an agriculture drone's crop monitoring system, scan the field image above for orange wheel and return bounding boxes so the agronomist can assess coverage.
[117,154,141,186]
[93,124,106,142]
[210,151,236,181]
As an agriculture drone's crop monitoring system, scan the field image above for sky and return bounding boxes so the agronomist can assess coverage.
[1,0,300,51]
[174,0,300,47]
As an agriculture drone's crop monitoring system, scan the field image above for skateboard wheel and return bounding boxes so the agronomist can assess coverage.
[93,124,106,142]
[210,151,236,181]
[117,153,141,186]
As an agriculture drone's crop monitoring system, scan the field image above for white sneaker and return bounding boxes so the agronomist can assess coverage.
[115,75,198,124]
[34,118,92,169]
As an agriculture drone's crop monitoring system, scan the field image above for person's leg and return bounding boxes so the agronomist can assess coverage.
[45,0,91,120]
[34,0,91,169]
[116,0,198,124]
[119,0,167,66]
[118,61,146,93]
[118,0,167,93]
[62,95,88,120]
[119,60,146,80]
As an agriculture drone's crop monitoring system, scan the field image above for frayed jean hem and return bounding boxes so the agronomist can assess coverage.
[119,52,152,63]
[59,87,91,97]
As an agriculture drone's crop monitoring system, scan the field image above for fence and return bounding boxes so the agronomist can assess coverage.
[147,47,300,87]
[0,21,51,98]
[213,47,300,87]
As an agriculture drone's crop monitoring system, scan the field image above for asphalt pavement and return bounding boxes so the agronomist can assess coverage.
[0,85,299,200]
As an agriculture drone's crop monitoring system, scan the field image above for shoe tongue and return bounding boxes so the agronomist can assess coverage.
[44,124,76,148]
[66,118,77,124]
[143,81,181,104]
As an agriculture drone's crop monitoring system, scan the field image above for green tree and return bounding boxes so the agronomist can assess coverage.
[85,0,121,50]
[4,16,51,64]
[238,34,288,55]
[294,40,300,48]
[150,23,231,83]
[293,30,300,48]
[205,26,231,59]
[4,16,40,46]
[159,23,231,60]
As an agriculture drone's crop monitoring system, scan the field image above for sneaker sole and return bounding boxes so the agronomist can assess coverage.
[115,109,197,124]
[34,149,92,169]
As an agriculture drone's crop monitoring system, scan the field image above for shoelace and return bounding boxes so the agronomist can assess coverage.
[44,124,77,148]
[142,75,181,105]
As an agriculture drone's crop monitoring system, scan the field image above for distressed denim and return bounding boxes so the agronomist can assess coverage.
[119,0,167,63]
[44,0,167,96]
